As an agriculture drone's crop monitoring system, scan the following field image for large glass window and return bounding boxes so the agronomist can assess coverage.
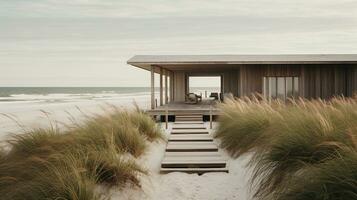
[263,76,299,100]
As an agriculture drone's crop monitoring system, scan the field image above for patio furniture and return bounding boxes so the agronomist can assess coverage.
[209,92,219,100]
[185,93,202,104]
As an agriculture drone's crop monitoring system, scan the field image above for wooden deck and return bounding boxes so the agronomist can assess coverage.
[160,114,228,174]
[146,101,221,116]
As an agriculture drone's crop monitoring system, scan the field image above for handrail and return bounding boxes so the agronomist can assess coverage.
[165,105,168,129]
[209,105,213,129]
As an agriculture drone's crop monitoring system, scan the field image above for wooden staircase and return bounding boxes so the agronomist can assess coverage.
[175,114,203,122]
[160,114,228,174]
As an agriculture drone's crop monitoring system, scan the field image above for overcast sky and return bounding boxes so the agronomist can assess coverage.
[1,0,357,87]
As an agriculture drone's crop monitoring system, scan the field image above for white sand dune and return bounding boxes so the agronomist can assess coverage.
[0,96,251,200]
[112,123,252,200]
[0,94,150,140]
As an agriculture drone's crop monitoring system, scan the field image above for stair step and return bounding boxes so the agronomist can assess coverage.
[176,117,202,119]
[176,116,202,119]
[176,118,203,122]
[169,134,213,142]
[162,156,226,168]
[176,115,202,118]
[160,167,229,174]
[174,121,204,124]
[161,161,226,168]
[166,141,218,152]
[171,129,209,134]
[172,124,206,129]
[164,151,222,157]
[176,116,202,120]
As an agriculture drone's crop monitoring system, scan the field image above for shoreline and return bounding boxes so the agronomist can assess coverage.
[0,95,150,140]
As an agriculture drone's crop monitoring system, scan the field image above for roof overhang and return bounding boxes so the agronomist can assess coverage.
[127,54,357,72]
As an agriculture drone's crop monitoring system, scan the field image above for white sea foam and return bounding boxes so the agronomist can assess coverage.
[0,91,155,140]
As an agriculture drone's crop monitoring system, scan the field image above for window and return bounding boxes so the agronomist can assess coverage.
[188,76,221,98]
[263,77,299,100]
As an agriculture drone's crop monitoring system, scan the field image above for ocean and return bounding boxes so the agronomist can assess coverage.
[0,87,220,139]
[0,87,153,103]
[0,87,220,103]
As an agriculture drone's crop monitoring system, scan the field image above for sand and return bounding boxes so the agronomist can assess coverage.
[0,98,251,200]
[0,94,150,140]
[111,123,253,200]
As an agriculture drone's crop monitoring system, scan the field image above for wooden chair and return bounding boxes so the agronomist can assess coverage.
[185,93,202,104]
[209,92,219,100]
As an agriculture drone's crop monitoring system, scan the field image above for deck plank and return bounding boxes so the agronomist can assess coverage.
[161,117,228,174]
[164,151,222,157]
[163,156,225,163]
[162,161,226,168]
[174,121,204,124]
[171,129,209,134]
[166,142,218,152]
[176,118,203,122]
[169,134,213,142]
[160,167,229,174]
[172,124,206,129]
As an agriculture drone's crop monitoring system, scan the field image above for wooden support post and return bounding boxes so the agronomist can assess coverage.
[209,105,213,129]
[151,66,155,109]
[165,70,168,104]
[160,67,163,106]
[165,106,168,129]
[170,71,174,102]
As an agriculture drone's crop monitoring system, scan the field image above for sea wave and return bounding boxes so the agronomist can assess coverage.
[0,92,153,104]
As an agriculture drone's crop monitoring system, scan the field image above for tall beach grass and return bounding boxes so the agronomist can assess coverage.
[0,107,162,200]
[215,96,357,200]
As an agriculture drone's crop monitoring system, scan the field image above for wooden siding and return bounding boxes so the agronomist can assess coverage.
[173,72,186,102]
[347,65,357,96]
[171,64,357,101]
[223,70,239,97]
[239,64,357,99]
[301,65,352,99]
[239,65,301,97]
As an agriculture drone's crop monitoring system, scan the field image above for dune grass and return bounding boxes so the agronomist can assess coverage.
[0,150,102,200]
[215,96,357,200]
[276,148,357,200]
[123,111,164,141]
[0,108,162,200]
[215,97,284,158]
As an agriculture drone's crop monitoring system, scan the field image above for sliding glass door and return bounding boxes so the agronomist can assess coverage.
[263,76,299,100]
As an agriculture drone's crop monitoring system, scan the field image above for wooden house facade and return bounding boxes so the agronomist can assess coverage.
[127,54,357,110]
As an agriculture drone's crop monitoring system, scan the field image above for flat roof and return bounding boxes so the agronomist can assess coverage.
[127,54,357,71]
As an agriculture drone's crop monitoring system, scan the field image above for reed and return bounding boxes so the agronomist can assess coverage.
[123,111,164,141]
[0,107,160,199]
[0,148,95,199]
[217,96,357,199]
[276,148,357,200]
[215,97,282,158]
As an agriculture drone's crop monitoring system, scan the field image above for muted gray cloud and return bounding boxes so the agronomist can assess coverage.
[0,0,357,86]
[1,0,357,18]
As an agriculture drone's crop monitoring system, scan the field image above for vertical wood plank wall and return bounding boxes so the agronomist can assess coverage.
[223,70,240,97]
[239,64,357,99]
[170,64,357,102]
[173,71,186,102]
[347,66,357,96]
[301,65,355,99]
[169,71,174,101]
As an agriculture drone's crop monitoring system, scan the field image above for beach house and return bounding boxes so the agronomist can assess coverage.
[127,54,357,115]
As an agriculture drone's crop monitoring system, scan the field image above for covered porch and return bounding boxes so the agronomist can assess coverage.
[127,55,239,114]
[127,54,357,113]
[149,100,221,116]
